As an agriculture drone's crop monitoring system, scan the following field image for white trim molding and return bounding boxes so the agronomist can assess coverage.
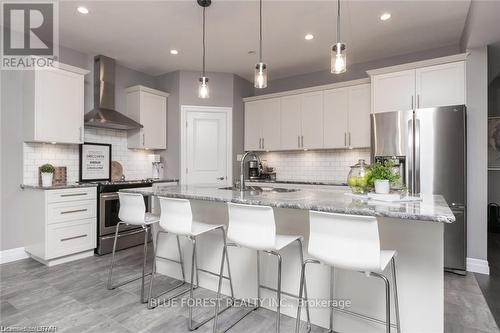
[466,257,490,275]
[0,247,30,264]
[242,78,370,102]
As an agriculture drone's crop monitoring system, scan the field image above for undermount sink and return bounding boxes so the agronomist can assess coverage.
[219,186,300,193]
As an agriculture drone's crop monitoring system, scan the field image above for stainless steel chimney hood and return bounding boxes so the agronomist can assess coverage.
[84,55,143,130]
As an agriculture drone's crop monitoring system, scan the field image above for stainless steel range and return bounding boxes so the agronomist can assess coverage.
[88,179,155,255]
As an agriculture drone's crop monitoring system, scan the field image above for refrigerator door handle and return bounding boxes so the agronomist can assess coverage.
[407,117,414,194]
[414,118,421,194]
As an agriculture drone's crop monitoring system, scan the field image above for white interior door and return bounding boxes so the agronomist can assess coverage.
[185,110,229,185]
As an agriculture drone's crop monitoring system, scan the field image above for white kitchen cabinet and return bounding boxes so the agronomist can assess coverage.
[280,92,323,150]
[324,84,371,149]
[372,69,415,113]
[23,186,97,266]
[280,95,302,150]
[323,87,349,148]
[348,84,371,148]
[300,91,324,149]
[244,98,281,151]
[125,85,168,150]
[371,60,465,113]
[415,61,465,108]
[23,63,88,144]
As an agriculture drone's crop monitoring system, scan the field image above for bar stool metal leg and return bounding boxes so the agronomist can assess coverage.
[107,221,122,290]
[296,239,311,330]
[140,225,149,303]
[391,257,401,333]
[329,266,334,333]
[371,272,391,333]
[147,231,188,309]
[295,259,320,333]
[275,251,282,333]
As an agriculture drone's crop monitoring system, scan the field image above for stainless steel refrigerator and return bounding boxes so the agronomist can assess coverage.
[371,105,467,273]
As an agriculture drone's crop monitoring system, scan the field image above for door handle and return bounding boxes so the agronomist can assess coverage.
[216,176,225,181]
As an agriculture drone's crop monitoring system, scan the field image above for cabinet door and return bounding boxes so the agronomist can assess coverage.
[280,95,302,150]
[35,69,84,143]
[260,98,281,151]
[348,84,371,148]
[244,101,262,151]
[372,69,415,113]
[141,92,167,149]
[323,88,349,148]
[300,91,324,149]
[415,61,465,108]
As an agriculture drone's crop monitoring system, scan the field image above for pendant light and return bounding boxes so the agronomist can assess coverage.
[331,0,346,74]
[198,0,211,98]
[254,0,268,88]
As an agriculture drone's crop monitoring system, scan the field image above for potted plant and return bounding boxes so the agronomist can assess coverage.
[367,161,400,194]
[40,163,55,187]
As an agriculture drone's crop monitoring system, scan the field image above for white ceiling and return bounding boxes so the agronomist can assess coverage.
[59,0,471,81]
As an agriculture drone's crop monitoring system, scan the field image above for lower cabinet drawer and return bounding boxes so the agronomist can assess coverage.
[47,219,96,259]
[47,200,96,224]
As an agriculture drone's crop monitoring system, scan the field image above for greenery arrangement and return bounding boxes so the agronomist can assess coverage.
[367,160,400,186]
[40,163,55,173]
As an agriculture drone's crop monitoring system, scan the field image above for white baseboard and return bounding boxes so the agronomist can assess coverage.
[0,247,30,264]
[467,257,490,275]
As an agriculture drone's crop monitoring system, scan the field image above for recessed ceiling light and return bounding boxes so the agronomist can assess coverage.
[380,13,391,21]
[304,34,314,40]
[77,6,89,14]
[170,49,179,55]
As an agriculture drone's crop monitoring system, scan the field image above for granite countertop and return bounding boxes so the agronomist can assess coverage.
[122,185,455,223]
[20,183,98,190]
[247,179,348,186]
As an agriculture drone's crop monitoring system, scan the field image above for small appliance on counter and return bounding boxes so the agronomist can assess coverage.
[259,159,276,180]
[248,159,261,179]
[150,154,164,179]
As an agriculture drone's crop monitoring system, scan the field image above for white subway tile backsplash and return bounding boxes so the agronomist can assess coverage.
[23,128,155,185]
[258,149,371,183]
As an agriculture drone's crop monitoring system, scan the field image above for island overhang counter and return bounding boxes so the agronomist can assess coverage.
[122,185,455,333]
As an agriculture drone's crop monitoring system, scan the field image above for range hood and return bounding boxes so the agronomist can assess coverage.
[84,55,143,130]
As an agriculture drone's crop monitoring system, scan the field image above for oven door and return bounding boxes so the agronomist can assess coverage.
[99,192,150,236]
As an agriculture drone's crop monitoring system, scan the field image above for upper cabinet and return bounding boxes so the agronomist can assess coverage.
[244,98,280,151]
[323,84,371,149]
[125,85,168,150]
[244,80,370,152]
[371,60,466,113]
[23,64,89,144]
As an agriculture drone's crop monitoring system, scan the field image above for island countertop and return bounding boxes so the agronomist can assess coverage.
[122,184,455,223]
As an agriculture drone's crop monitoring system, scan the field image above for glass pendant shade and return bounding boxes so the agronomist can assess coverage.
[331,42,346,74]
[198,77,209,99]
[254,62,268,89]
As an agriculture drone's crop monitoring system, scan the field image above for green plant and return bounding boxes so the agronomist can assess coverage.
[367,161,400,186]
[40,163,55,173]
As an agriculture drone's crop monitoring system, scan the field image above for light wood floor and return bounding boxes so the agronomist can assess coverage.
[1,245,498,333]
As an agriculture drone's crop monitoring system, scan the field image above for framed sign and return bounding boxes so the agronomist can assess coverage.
[489,117,500,170]
[79,143,112,181]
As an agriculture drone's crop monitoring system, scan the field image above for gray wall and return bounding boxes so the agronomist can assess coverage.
[255,44,460,95]
[466,46,489,261]
[488,43,500,207]
[155,71,181,179]
[0,46,158,251]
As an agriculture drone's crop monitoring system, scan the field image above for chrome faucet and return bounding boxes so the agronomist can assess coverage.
[240,151,260,191]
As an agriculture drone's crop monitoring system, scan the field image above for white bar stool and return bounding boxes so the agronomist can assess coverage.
[213,202,311,333]
[147,197,235,331]
[107,192,160,303]
[295,212,401,333]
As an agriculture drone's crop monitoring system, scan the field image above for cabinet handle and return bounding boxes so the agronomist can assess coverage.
[411,95,414,109]
[417,94,420,108]
[61,234,88,242]
[301,136,304,148]
[298,136,300,148]
[344,133,347,147]
[61,193,87,197]
[61,208,87,215]
[348,132,351,147]
[259,138,261,149]
[79,127,83,142]
[262,138,264,149]
[142,134,145,146]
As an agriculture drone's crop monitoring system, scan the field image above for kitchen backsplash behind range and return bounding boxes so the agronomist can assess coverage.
[257,149,371,183]
[23,127,155,184]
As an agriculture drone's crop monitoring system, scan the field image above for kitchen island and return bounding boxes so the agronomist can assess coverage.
[123,184,455,333]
